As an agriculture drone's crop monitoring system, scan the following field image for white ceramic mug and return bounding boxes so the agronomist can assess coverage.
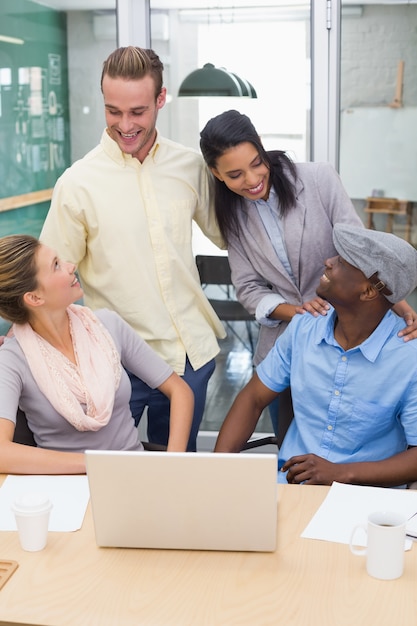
[349,511,406,580]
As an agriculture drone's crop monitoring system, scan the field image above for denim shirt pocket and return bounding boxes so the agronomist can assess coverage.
[346,398,396,453]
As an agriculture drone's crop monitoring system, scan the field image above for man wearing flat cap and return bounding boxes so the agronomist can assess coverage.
[215,224,417,487]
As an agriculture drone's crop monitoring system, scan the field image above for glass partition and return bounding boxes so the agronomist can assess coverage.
[340,2,417,313]
[151,3,311,160]
[150,3,311,259]
[339,2,417,243]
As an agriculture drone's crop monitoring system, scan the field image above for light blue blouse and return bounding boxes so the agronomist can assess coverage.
[252,186,295,327]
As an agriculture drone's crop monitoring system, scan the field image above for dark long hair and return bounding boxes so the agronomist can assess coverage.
[200,110,297,243]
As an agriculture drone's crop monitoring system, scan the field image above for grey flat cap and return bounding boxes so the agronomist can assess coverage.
[333,223,417,303]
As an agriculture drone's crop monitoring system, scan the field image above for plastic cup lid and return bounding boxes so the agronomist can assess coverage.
[12,492,52,513]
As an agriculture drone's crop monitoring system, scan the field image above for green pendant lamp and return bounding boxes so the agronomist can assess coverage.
[178,63,256,98]
[229,72,257,98]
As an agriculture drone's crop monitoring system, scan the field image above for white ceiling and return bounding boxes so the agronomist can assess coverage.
[36,0,310,9]
[36,0,115,9]
[35,0,417,11]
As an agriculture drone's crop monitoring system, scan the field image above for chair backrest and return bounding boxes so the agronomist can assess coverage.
[195,255,233,287]
[195,253,256,352]
[14,409,36,447]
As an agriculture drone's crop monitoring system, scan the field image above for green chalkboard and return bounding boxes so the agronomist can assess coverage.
[0,0,71,199]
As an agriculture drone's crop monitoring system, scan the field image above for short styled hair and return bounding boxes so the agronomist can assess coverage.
[101,46,164,99]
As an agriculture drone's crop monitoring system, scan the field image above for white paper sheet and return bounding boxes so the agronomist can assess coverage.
[0,475,90,532]
[301,482,417,549]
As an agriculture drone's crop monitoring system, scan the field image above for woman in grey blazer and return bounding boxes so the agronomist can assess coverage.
[200,110,417,440]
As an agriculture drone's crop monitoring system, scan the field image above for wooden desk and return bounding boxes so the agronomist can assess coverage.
[0,483,416,626]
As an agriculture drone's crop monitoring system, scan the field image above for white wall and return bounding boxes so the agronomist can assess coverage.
[341,4,417,108]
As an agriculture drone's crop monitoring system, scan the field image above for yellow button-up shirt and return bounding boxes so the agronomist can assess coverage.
[41,130,226,374]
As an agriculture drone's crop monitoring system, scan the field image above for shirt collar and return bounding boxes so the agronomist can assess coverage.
[318,307,398,362]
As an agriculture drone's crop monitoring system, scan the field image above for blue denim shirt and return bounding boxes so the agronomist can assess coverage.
[257,308,417,484]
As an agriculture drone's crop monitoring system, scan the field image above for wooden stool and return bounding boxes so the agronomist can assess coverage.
[365,197,413,243]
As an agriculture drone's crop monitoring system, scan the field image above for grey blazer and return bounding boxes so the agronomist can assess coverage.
[228,161,363,364]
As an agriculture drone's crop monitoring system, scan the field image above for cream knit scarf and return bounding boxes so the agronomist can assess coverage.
[13,305,122,431]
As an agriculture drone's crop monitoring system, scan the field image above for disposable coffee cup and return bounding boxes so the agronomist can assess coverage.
[11,492,53,552]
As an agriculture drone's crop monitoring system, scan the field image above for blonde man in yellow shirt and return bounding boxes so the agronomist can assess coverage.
[41,46,226,451]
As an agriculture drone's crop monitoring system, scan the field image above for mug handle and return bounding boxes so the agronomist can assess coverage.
[349,523,367,555]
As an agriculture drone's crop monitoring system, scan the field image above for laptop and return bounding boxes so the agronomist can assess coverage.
[85,450,278,552]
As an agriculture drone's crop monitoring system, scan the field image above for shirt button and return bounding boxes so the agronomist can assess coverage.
[327,425,333,431]
[341,356,347,361]
[334,390,340,396]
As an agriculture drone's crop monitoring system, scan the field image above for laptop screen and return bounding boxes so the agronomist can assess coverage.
[85,450,278,552]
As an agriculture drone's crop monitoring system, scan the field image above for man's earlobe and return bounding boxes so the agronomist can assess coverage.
[156,87,167,109]
[361,283,379,302]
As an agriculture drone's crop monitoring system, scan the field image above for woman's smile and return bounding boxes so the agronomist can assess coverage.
[245,178,266,197]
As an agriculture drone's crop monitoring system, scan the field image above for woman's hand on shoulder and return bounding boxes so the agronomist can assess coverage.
[295,297,330,317]
[397,307,417,342]
[392,301,417,342]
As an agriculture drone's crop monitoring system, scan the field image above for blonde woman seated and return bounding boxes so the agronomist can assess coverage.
[0,235,194,475]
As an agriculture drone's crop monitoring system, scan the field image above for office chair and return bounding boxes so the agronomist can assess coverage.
[195,254,258,355]
[241,435,279,451]
[14,409,36,447]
